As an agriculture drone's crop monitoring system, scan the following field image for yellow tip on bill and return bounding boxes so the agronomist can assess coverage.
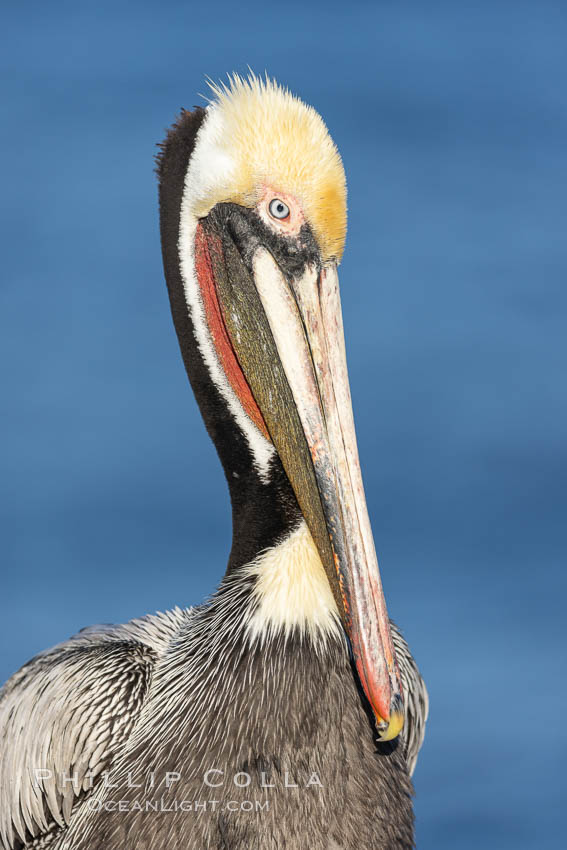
[377,710,405,742]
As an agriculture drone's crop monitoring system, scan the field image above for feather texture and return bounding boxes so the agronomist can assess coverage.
[390,623,429,777]
[0,610,189,850]
[0,603,426,850]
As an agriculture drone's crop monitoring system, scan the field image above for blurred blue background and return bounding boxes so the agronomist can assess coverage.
[1,1,566,847]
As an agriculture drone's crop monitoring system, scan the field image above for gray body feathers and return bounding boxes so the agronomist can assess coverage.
[0,603,426,850]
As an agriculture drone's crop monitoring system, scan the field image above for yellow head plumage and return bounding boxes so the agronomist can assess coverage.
[194,74,347,262]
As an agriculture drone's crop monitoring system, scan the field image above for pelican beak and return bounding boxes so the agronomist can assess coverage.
[197,205,404,739]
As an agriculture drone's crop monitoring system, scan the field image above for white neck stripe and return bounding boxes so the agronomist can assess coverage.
[177,107,275,481]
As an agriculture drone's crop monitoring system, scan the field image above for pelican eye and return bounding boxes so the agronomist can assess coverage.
[268,198,290,220]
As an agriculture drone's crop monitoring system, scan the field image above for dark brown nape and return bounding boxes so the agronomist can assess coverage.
[156,108,302,576]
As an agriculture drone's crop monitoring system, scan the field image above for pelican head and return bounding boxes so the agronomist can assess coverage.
[159,74,403,741]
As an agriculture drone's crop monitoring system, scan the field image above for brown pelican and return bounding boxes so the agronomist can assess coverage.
[0,74,427,850]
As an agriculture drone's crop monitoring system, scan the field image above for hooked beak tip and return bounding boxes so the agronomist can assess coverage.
[375,708,405,742]
[373,692,404,741]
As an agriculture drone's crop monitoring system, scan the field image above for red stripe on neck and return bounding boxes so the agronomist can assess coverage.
[194,222,270,442]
